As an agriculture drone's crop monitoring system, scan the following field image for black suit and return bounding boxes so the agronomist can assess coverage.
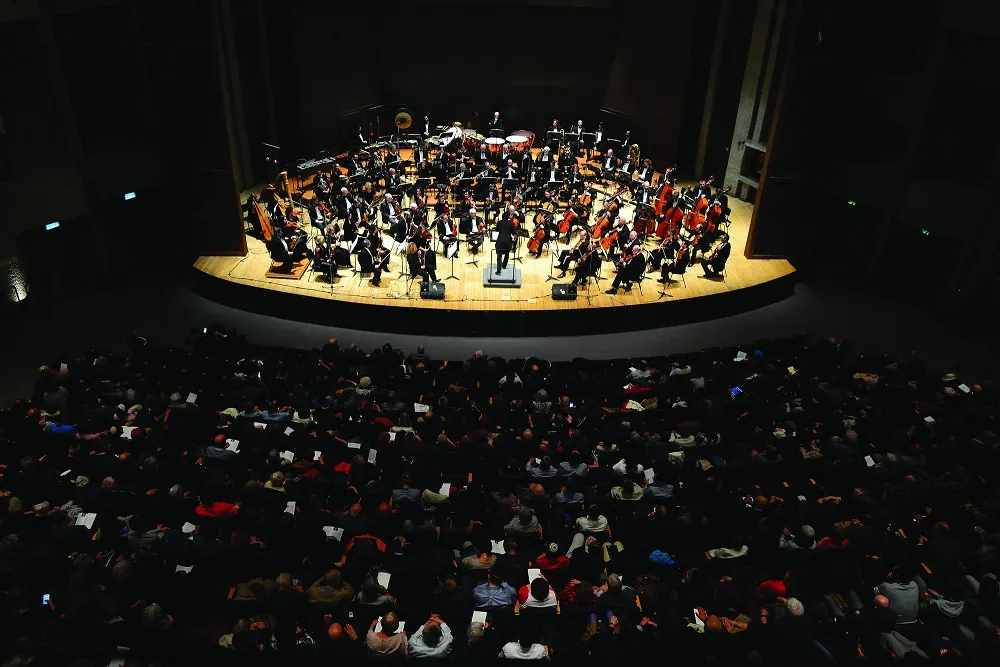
[602,155,619,172]
[573,248,601,285]
[638,166,655,183]
[610,253,646,290]
[488,118,503,136]
[494,216,515,271]
[703,242,731,276]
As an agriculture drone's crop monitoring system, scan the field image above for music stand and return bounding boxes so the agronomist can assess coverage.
[443,241,460,280]
[502,178,518,197]
[544,238,560,282]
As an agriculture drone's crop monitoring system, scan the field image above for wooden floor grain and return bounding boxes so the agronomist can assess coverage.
[195,151,794,313]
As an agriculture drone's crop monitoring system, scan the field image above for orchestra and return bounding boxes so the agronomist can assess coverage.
[249,112,736,300]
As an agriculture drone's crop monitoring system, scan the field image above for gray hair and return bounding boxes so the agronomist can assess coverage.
[467,622,485,646]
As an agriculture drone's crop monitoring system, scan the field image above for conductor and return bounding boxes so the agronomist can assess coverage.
[494,205,516,273]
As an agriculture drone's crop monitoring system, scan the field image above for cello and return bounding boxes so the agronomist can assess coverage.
[655,197,684,240]
[557,197,579,235]
[652,167,677,216]
[526,215,549,256]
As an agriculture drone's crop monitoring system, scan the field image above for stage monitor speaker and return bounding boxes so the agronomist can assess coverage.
[552,283,577,300]
[420,281,445,299]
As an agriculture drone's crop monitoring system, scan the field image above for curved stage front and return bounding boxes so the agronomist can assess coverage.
[193,197,795,337]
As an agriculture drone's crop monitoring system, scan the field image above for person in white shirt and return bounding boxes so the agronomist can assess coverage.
[498,636,549,660]
[408,616,453,659]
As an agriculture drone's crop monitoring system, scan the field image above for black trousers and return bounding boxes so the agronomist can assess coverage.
[496,247,511,270]
[557,249,579,269]
[611,270,638,289]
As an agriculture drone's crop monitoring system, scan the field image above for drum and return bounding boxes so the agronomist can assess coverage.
[464,130,484,150]
[506,135,529,152]
[513,130,535,149]
[485,137,505,154]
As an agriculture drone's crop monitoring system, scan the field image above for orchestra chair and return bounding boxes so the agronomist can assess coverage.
[668,265,688,288]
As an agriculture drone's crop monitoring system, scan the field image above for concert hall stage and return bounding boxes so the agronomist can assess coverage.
[193,193,795,337]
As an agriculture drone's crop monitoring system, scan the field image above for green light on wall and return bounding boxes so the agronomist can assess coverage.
[847,200,856,206]
[921,229,931,236]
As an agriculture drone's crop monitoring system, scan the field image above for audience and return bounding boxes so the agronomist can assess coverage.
[2,330,1000,665]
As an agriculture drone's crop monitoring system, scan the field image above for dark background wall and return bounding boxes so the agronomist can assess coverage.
[277,0,701,174]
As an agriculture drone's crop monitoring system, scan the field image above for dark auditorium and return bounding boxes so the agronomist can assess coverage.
[2,1,1000,665]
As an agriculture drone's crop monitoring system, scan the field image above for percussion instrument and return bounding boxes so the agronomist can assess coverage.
[463,130,484,150]
[485,137,505,154]
[506,135,529,152]
[512,130,535,149]
[441,126,463,146]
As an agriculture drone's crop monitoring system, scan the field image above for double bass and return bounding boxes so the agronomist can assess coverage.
[655,199,684,240]
[652,167,677,216]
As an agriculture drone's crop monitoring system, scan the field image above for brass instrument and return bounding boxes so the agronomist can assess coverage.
[628,143,641,173]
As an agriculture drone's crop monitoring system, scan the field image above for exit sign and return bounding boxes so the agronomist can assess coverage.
[124,191,137,201]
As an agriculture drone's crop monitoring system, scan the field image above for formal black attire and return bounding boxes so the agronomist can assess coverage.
[609,252,646,291]
[660,247,690,282]
[702,241,731,276]
[494,216,515,271]
[573,248,601,285]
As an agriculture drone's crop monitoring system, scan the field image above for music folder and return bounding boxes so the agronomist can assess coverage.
[445,242,459,259]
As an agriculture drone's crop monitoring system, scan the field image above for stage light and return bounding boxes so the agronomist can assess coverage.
[847,200,856,206]
[0,257,29,302]
[124,191,137,201]
[921,229,931,236]
[45,222,60,231]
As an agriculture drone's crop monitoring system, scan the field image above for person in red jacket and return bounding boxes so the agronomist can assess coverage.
[536,542,570,572]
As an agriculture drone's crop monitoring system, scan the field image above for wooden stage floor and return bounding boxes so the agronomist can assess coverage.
[196,192,793,309]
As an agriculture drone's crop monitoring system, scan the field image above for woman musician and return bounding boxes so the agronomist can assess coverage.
[406,242,438,283]
[555,230,590,278]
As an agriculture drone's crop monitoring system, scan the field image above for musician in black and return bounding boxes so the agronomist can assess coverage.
[414,143,429,164]
[313,237,340,280]
[361,239,389,286]
[405,242,437,283]
[519,149,534,176]
[570,120,584,153]
[389,212,410,245]
[356,126,368,148]
[556,230,590,277]
[537,146,554,168]
[345,154,362,176]
[494,205,516,272]
[499,143,514,165]
[623,231,641,256]
[417,159,432,179]
[601,150,618,179]
[648,228,679,271]
[421,115,432,138]
[638,159,655,184]
[386,167,401,195]
[488,111,503,136]
[266,228,309,273]
[659,240,690,283]
[606,245,646,294]
[466,208,485,255]
[702,233,731,277]
[379,194,399,227]
[454,163,470,184]
[476,142,491,164]
[573,240,601,286]
[435,212,457,253]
